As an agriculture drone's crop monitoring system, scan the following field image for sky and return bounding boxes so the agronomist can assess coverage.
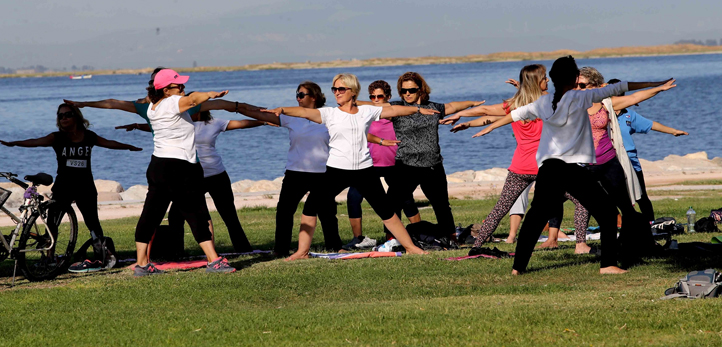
[1,0,721,70]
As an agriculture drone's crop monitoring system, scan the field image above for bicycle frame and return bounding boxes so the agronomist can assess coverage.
[0,186,56,255]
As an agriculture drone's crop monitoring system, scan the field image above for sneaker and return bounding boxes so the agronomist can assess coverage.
[133,263,166,277]
[69,259,103,273]
[206,257,236,273]
[355,236,377,250]
[342,236,364,251]
[373,238,401,252]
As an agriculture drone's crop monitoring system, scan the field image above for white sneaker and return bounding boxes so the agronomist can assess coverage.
[355,237,377,250]
[373,238,401,252]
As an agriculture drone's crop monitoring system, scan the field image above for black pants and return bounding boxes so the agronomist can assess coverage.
[346,166,419,219]
[168,171,252,252]
[135,156,213,244]
[312,166,397,249]
[388,163,455,236]
[48,191,103,238]
[513,159,620,271]
[274,170,339,255]
[635,169,654,223]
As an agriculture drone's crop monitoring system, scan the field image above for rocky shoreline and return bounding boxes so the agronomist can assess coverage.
[1,152,721,226]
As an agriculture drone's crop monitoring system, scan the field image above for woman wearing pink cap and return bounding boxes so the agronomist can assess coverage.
[132,69,234,276]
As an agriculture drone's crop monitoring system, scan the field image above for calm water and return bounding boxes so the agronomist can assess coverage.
[1,54,721,189]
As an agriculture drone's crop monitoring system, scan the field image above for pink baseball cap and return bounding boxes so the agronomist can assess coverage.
[153,69,190,90]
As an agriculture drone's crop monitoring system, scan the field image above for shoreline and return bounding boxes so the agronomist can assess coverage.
[2,44,722,79]
[1,151,721,227]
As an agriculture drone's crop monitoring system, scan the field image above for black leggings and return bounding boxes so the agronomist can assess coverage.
[48,192,103,238]
[135,156,213,244]
[635,169,654,223]
[513,159,620,271]
[311,166,397,247]
[388,163,455,236]
[274,170,339,255]
[168,171,252,252]
[346,166,419,219]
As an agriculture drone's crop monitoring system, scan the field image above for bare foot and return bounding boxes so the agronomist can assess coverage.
[599,266,628,274]
[511,269,520,276]
[505,236,516,244]
[557,232,570,240]
[406,246,429,255]
[337,249,350,253]
[285,250,310,261]
[537,239,559,249]
[574,243,592,254]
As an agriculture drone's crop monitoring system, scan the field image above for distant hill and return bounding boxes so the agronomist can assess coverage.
[3,43,722,79]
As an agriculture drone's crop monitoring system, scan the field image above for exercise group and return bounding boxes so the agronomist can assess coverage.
[0,55,687,276]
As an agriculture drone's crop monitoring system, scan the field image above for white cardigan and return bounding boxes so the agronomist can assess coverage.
[602,98,642,204]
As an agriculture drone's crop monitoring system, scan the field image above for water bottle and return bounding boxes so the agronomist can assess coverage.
[686,206,696,233]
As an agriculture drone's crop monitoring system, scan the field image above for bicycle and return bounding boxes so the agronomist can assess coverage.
[0,172,78,284]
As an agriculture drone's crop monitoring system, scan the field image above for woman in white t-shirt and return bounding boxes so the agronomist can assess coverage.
[234,81,344,259]
[263,73,439,257]
[116,104,267,253]
[132,69,236,276]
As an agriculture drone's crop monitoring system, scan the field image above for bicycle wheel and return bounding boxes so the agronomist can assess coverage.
[17,204,78,281]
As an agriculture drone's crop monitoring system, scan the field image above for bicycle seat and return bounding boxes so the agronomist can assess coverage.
[24,173,53,186]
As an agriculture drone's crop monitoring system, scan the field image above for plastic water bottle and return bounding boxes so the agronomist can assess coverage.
[686,206,696,233]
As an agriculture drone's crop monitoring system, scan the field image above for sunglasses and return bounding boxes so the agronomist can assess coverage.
[577,82,593,90]
[369,94,386,100]
[167,84,185,91]
[400,88,419,95]
[331,87,351,94]
[57,111,75,119]
[296,92,310,99]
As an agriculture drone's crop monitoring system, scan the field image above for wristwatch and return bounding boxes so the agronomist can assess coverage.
[379,138,385,145]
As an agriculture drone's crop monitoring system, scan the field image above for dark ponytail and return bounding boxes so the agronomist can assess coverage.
[146,66,166,104]
[549,56,579,112]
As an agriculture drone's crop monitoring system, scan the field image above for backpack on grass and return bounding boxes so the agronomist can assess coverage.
[661,269,722,300]
[651,217,685,235]
[74,235,117,269]
[406,221,458,251]
[694,217,719,233]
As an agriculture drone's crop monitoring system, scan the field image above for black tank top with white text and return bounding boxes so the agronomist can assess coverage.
[51,130,98,196]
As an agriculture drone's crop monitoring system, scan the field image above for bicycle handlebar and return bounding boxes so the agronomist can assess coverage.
[0,172,28,189]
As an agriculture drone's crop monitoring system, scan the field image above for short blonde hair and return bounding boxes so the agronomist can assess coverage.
[332,73,360,101]
[579,67,605,87]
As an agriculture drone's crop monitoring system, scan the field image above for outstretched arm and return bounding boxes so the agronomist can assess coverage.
[263,107,322,123]
[63,99,137,113]
[226,120,267,130]
[200,100,264,113]
[652,121,688,136]
[357,100,391,107]
[116,123,151,132]
[95,136,142,151]
[380,105,439,119]
[0,134,55,148]
[450,116,504,132]
[368,133,400,147]
[178,90,229,113]
[441,102,505,125]
[470,114,514,138]
[444,101,485,114]
[611,79,676,110]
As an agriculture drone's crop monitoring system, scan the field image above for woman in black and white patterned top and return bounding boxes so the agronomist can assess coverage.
[384,72,482,239]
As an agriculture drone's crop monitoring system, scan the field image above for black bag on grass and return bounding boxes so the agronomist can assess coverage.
[695,217,719,233]
[406,221,458,251]
[74,236,117,269]
[651,217,685,235]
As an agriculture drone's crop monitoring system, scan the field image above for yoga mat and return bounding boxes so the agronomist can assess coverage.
[119,250,272,264]
[445,253,515,261]
[309,251,402,259]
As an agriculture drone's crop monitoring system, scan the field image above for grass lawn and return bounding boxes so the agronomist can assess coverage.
[1,196,721,347]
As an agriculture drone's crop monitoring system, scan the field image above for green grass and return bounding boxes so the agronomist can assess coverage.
[1,197,722,347]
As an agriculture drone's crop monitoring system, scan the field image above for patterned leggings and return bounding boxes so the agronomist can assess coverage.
[555,193,591,244]
[473,171,590,247]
